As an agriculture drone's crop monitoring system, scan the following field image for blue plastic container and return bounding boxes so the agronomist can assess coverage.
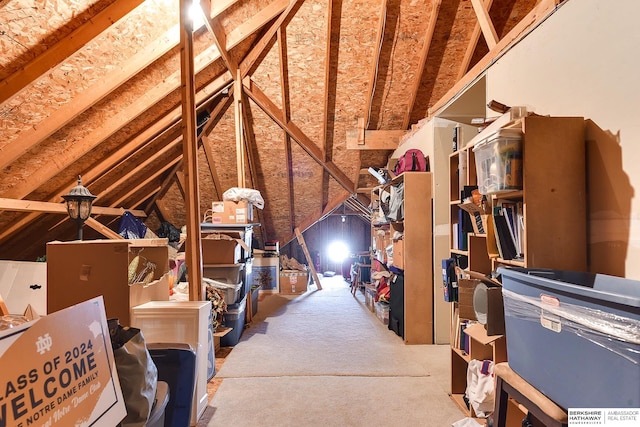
[498,267,640,409]
[221,295,247,347]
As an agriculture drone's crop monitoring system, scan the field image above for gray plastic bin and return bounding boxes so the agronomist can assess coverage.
[498,267,640,409]
[221,295,247,347]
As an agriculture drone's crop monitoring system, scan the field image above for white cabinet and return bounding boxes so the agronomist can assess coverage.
[131,300,211,426]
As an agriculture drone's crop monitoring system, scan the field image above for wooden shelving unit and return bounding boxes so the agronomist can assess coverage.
[371,172,434,344]
[447,114,588,423]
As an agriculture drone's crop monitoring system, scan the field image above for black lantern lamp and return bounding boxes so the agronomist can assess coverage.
[62,176,97,240]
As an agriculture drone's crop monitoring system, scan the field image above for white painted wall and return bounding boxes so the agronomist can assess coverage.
[485,0,640,279]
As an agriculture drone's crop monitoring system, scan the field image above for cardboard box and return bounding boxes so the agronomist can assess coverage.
[392,239,404,270]
[202,236,242,264]
[0,296,127,426]
[458,279,481,321]
[47,240,170,326]
[211,200,254,224]
[279,270,308,295]
[0,260,47,315]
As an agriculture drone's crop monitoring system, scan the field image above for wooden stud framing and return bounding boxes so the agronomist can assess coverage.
[294,227,322,291]
[470,0,499,49]
[180,0,203,302]
[277,26,296,233]
[457,0,494,82]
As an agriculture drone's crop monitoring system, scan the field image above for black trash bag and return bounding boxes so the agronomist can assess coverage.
[118,211,148,239]
[108,319,158,427]
[156,221,181,243]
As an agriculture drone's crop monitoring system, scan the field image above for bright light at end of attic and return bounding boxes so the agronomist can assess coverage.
[328,241,350,263]
[189,0,205,30]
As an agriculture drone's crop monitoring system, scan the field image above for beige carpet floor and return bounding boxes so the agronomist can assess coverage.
[199,275,465,426]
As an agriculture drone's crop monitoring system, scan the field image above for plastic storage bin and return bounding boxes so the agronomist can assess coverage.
[204,277,242,304]
[473,128,523,194]
[147,344,197,427]
[203,263,244,284]
[498,267,640,409]
[221,295,247,347]
[251,284,261,317]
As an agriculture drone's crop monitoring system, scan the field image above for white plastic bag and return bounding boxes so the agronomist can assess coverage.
[465,359,495,418]
[223,187,265,209]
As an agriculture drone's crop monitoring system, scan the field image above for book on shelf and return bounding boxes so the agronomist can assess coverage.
[492,206,518,260]
[495,200,524,259]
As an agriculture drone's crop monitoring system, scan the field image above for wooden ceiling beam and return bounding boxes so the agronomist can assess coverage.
[2,70,231,201]
[0,24,181,172]
[457,0,494,81]
[154,199,172,223]
[0,109,182,244]
[429,0,558,116]
[402,0,442,130]
[345,128,405,149]
[85,217,125,240]
[0,0,145,106]
[471,0,499,49]
[244,80,355,194]
[0,198,144,217]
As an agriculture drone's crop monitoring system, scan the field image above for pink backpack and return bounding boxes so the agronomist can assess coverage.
[394,149,428,175]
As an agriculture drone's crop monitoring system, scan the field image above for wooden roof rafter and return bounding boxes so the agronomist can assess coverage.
[363,0,389,131]
[320,0,340,210]
[239,0,304,79]
[402,0,442,130]
[429,0,560,116]
[243,80,355,193]
[0,23,182,172]
[277,25,296,233]
[0,70,231,244]
[238,86,267,245]
[1,2,283,195]
[201,93,235,201]
[0,0,146,106]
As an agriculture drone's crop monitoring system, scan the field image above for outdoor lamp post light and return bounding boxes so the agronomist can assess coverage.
[62,176,97,240]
